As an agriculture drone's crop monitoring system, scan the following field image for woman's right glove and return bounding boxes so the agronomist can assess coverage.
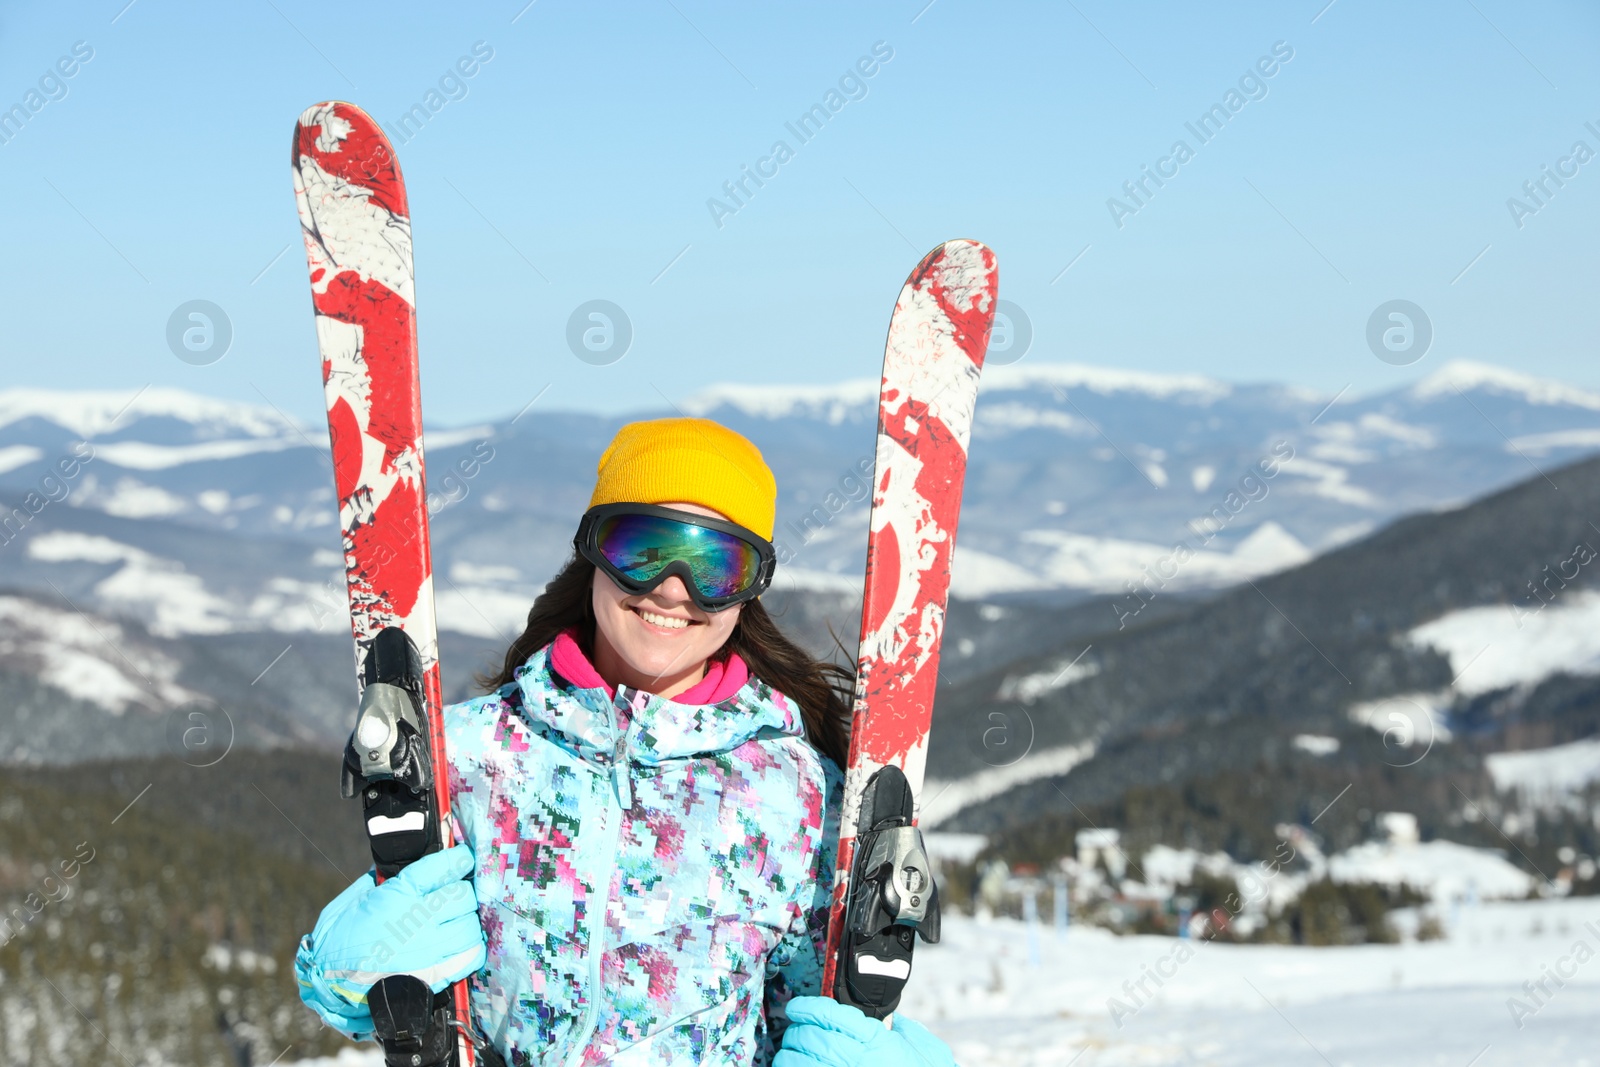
[775,995,957,1067]
[295,845,486,1039]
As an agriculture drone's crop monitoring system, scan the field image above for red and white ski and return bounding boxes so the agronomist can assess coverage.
[822,239,997,1016]
[292,101,474,1066]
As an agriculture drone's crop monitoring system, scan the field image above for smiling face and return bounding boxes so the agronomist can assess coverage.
[590,501,743,699]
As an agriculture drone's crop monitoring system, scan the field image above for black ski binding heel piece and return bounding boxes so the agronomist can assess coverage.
[369,976,455,1067]
[343,627,439,879]
[832,764,941,1019]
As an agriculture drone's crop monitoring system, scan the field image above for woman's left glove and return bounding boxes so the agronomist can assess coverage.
[295,845,486,1038]
[775,995,957,1067]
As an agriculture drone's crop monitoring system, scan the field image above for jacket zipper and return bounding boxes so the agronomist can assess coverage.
[566,686,632,1066]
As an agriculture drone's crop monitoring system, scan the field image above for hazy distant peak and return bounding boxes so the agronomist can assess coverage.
[1409,360,1600,411]
[680,379,880,422]
[682,360,1235,421]
[0,386,297,439]
[980,362,1232,403]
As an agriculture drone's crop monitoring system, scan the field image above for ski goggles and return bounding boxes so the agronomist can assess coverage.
[574,503,776,612]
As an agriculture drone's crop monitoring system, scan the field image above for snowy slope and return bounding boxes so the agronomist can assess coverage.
[287,898,1600,1067]
[1486,738,1600,811]
[1408,592,1600,696]
[0,594,201,712]
[1407,360,1600,410]
[900,898,1600,1067]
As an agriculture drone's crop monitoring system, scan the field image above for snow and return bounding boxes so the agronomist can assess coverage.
[1347,692,1453,752]
[1409,359,1600,411]
[434,581,539,641]
[450,561,524,584]
[899,897,1600,1067]
[1293,733,1340,756]
[94,476,190,518]
[197,489,231,514]
[1276,457,1382,508]
[1312,412,1438,451]
[681,379,880,423]
[93,557,236,636]
[922,743,1097,829]
[949,545,1040,598]
[1377,811,1420,846]
[202,941,278,974]
[924,831,989,865]
[0,595,198,713]
[1509,427,1600,455]
[287,873,1600,1067]
[1327,839,1536,902]
[1486,739,1600,810]
[1233,521,1311,569]
[26,531,235,636]
[680,362,1237,423]
[1139,844,1239,890]
[1002,522,1310,598]
[972,401,1084,435]
[1407,592,1600,696]
[1308,439,1377,464]
[982,362,1232,404]
[1129,836,1532,917]
[0,444,43,474]
[287,1052,386,1067]
[1015,532,1158,593]
[769,566,862,595]
[27,531,143,565]
[0,386,296,438]
[1190,464,1216,492]
[1319,519,1376,549]
[93,436,309,470]
[23,532,536,640]
[1360,411,1441,447]
[999,656,1100,703]
[242,577,345,633]
[423,425,496,450]
[21,531,538,640]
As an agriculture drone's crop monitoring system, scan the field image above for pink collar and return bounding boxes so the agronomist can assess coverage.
[548,629,749,705]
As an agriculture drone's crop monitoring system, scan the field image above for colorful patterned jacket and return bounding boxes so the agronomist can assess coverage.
[444,632,843,1066]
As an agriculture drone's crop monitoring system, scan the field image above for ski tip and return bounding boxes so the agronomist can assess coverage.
[912,239,998,287]
[939,237,991,254]
[292,100,390,161]
[295,100,371,128]
[920,237,994,262]
[893,240,999,375]
[291,101,410,214]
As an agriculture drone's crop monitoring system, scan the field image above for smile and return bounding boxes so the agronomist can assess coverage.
[632,606,696,630]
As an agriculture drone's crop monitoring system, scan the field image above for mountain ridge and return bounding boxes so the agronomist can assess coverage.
[5,359,1597,629]
[6,357,1597,433]
[923,451,1600,865]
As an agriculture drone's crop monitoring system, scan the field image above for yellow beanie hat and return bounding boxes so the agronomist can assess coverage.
[588,418,778,541]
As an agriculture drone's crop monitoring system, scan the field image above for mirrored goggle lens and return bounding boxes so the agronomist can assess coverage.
[595,513,760,599]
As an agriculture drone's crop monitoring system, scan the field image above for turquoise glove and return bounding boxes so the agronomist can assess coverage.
[295,845,485,1038]
[775,995,957,1067]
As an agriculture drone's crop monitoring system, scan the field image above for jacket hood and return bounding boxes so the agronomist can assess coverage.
[508,644,805,766]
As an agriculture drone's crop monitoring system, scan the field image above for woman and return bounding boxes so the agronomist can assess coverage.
[296,418,956,1066]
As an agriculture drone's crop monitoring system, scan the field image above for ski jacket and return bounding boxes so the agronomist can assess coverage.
[444,633,843,1066]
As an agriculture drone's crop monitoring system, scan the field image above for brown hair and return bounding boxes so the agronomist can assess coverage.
[480,555,852,770]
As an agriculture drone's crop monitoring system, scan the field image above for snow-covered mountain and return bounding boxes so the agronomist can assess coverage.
[924,446,1600,871]
[2,359,1597,640]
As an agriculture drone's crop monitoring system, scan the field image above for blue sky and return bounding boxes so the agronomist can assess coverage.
[2,0,1597,424]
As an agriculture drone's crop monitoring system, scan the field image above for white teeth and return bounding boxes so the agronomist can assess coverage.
[637,608,690,630]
